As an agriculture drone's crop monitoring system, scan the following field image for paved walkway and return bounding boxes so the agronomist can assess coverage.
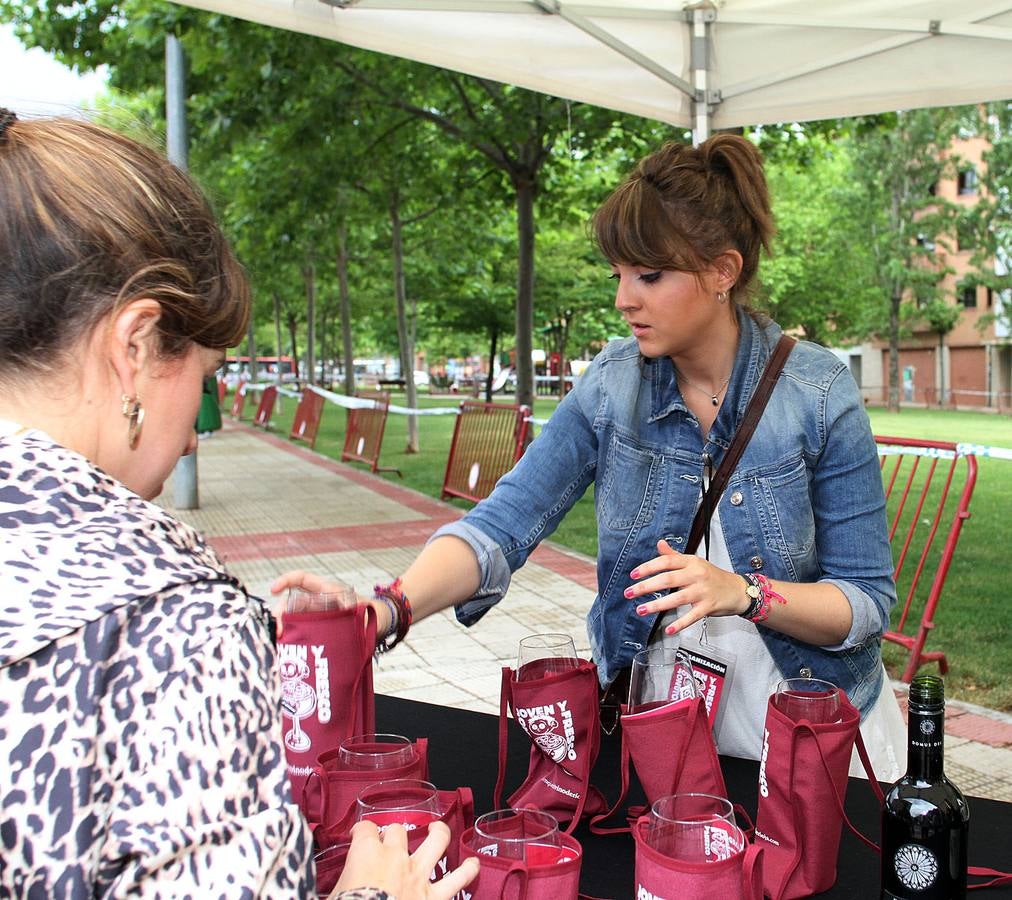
[160,421,1012,803]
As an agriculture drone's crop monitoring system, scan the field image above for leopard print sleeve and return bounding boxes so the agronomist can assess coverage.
[0,432,313,896]
[93,582,313,897]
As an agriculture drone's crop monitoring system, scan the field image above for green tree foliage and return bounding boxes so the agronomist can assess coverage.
[845,109,963,411]
[760,131,880,345]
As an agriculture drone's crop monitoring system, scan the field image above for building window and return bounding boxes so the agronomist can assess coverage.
[957,168,978,195]
[987,287,994,308]
[961,286,977,308]
[916,233,936,252]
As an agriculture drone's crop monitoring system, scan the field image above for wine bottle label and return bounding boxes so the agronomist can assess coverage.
[893,843,940,892]
[908,710,943,753]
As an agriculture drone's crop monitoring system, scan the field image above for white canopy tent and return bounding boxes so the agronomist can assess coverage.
[169,0,1012,141]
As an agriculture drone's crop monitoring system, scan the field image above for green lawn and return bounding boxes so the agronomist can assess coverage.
[251,390,1012,712]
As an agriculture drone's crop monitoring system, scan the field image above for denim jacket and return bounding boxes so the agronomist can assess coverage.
[435,310,896,715]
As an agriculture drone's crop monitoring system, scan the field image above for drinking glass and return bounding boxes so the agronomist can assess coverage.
[516,633,579,682]
[471,808,572,864]
[286,581,357,614]
[355,779,442,833]
[773,677,842,724]
[645,793,744,862]
[339,733,415,770]
[627,647,699,713]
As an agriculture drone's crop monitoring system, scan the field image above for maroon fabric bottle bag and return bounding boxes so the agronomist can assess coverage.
[590,695,727,835]
[753,690,866,899]
[314,785,474,896]
[494,659,606,833]
[301,737,429,831]
[633,818,763,900]
[458,827,583,900]
[277,604,377,807]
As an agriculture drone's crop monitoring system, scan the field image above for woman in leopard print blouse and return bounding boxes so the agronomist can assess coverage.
[0,110,476,900]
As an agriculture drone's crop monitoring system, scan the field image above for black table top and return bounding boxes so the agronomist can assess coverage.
[376,693,1012,900]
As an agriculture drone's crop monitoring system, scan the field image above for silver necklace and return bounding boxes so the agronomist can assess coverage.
[675,368,732,406]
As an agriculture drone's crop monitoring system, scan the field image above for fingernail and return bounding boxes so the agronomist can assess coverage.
[665,625,676,635]
[624,587,635,599]
[637,604,648,615]
[630,568,640,579]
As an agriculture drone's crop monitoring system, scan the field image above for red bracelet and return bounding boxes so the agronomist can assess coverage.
[373,578,412,654]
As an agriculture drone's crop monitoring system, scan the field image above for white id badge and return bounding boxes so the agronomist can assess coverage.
[676,620,737,736]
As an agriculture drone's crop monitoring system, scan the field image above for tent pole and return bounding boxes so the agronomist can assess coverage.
[690,5,715,146]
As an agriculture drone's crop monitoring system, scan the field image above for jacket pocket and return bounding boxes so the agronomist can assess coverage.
[597,437,658,531]
[748,455,816,560]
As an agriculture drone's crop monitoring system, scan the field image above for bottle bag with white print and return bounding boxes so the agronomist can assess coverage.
[753,686,877,899]
[590,694,727,835]
[633,816,763,900]
[494,658,607,833]
[313,785,474,897]
[276,603,377,809]
[457,826,583,900]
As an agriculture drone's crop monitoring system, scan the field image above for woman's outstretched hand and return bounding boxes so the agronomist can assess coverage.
[329,820,480,900]
[625,539,749,636]
[268,570,391,639]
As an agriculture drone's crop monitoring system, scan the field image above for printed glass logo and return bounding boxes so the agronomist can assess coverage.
[894,843,939,891]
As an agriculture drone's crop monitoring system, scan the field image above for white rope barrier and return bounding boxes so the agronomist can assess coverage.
[232,383,1011,460]
[877,443,1012,461]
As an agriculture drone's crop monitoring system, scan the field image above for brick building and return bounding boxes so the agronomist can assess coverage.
[839,135,1011,412]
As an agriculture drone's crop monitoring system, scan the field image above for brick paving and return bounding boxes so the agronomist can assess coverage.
[160,421,1012,803]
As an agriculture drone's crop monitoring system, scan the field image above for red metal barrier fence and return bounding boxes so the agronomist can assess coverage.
[253,386,278,430]
[289,388,326,450]
[441,401,530,503]
[876,435,978,683]
[230,381,248,420]
[342,390,401,476]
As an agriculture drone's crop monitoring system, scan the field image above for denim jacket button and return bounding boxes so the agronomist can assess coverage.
[730,490,744,506]
[799,667,813,678]
[750,555,764,569]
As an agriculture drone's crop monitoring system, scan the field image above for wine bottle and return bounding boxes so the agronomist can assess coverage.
[881,674,970,899]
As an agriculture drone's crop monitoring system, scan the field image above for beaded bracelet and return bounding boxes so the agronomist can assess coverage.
[373,578,412,654]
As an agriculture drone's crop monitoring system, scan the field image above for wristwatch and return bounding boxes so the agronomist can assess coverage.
[740,574,764,621]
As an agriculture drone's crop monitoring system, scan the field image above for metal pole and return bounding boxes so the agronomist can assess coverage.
[166,32,199,510]
[690,7,714,146]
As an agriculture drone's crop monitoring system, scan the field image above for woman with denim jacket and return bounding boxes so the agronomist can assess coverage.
[279,134,905,778]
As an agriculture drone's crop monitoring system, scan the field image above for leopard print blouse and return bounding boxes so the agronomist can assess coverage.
[0,429,317,897]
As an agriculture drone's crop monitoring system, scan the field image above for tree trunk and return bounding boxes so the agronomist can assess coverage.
[272,292,284,387]
[286,311,300,390]
[938,331,945,407]
[246,316,257,384]
[390,197,419,453]
[337,224,355,396]
[888,290,901,412]
[485,325,499,403]
[303,262,316,387]
[514,177,536,414]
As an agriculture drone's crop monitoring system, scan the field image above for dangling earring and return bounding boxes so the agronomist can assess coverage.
[716,290,729,304]
[121,394,144,449]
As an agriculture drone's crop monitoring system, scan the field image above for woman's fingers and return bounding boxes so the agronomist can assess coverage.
[432,856,481,900]
[270,569,314,595]
[410,822,452,878]
[380,822,410,854]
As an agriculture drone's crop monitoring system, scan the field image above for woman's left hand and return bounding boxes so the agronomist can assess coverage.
[625,539,749,637]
